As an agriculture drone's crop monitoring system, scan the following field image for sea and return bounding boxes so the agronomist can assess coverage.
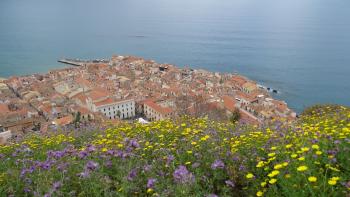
[1,0,350,113]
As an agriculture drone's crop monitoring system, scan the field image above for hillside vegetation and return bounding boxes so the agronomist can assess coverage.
[0,105,350,196]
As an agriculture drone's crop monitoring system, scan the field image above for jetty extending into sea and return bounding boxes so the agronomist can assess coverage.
[58,58,109,66]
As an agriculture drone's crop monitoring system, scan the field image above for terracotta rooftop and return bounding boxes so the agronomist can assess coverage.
[144,100,173,115]
[53,115,74,126]
[0,104,9,115]
[87,88,110,101]
[222,95,236,112]
[94,98,115,107]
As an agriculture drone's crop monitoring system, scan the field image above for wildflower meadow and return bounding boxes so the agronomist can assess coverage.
[0,105,349,196]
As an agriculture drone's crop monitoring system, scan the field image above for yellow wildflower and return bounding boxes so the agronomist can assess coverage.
[328,180,337,186]
[256,191,263,196]
[285,144,293,149]
[246,173,254,179]
[268,170,280,178]
[297,165,308,172]
[308,176,317,182]
[301,147,310,152]
[274,164,283,170]
[268,153,276,157]
[298,156,305,161]
[269,178,277,184]
[256,161,265,168]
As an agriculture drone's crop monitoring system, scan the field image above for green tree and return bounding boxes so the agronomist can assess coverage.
[230,108,241,123]
[116,110,121,119]
[74,112,81,127]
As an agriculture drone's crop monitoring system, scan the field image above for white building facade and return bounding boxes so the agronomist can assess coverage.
[94,99,135,120]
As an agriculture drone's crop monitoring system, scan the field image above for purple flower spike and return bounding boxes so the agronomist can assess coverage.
[77,171,90,178]
[147,178,157,188]
[85,161,99,171]
[127,169,137,181]
[225,180,235,188]
[53,181,62,189]
[211,159,225,170]
[129,139,140,148]
[173,165,195,184]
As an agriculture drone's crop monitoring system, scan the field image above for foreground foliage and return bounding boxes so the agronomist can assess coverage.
[0,105,350,196]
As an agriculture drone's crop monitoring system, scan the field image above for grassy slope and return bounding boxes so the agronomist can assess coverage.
[0,105,349,197]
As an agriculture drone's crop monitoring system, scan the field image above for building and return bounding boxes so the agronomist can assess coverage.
[0,124,12,144]
[143,100,174,121]
[92,98,135,120]
[73,88,136,120]
[242,82,258,94]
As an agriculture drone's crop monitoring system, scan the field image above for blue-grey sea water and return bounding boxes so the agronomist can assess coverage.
[1,0,350,113]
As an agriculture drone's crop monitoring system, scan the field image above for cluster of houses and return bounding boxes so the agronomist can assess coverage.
[0,55,296,143]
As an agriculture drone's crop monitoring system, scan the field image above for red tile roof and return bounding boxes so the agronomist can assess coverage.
[53,115,74,126]
[88,88,109,101]
[94,98,115,107]
[222,95,236,112]
[144,100,173,115]
[0,104,9,114]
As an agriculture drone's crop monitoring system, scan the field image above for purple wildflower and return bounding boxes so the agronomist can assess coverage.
[129,139,140,148]
[105,160,113,168]
[225,180,235,188]
[211,159,225,170]
[57,162,69,173]
[334,140,341,144]
[143,164,152,172]
[173,165,195,184]
[232,156,240,161]
[85,161,99,171]
[77,171,90,178]
[52,181,62,190]
[166,155,175,165]
[86,144,96,152]
[147,178,157,188]
[239,164,245,171]
[23,188,31,193]
[127,169,137,181]
[78,150,88,159]
[47,150,65,159]
[106,150,115,156]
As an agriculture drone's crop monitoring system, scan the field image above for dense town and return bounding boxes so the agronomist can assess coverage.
[0,55,296,143]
